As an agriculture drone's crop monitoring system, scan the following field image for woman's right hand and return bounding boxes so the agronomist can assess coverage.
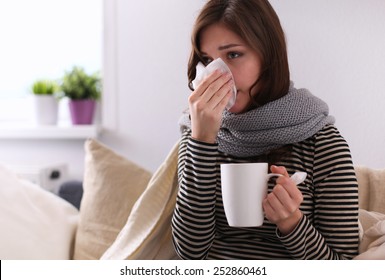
[188,70,234,143]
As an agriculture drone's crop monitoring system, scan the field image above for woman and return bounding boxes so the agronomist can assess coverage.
[172,0,359,259]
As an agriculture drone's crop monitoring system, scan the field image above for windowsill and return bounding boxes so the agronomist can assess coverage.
[0,121,101,139]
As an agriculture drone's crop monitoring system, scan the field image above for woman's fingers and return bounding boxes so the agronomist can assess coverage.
[208,79,233,111]
[190,70,220,97]
[193,71,233,104]
[266,183,301,216]
[188,71,234,143]
[264,165,304,226]
[270,165,289,177]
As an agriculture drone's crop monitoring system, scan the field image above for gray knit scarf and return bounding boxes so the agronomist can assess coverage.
[179,82,335,157]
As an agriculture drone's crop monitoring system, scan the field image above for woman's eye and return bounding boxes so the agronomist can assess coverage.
[228,52,241,59]
[202,57,213,65]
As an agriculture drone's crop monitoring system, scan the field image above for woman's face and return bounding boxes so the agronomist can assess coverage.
[199,22,262,113]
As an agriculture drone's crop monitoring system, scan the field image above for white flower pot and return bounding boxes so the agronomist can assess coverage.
[33,95,59,125]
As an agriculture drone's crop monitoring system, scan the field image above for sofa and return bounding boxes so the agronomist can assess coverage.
[1,139,384,260]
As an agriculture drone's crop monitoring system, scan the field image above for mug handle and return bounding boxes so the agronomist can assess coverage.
[266,173,282,181]
[266,172,307,185]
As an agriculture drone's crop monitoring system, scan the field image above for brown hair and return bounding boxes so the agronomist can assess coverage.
[188,0,290,108]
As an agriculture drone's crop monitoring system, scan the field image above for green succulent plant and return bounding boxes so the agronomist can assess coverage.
[32,79,60,95]
[61,66,101,100]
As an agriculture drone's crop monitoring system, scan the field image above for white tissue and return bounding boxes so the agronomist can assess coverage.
[192,58,237,110]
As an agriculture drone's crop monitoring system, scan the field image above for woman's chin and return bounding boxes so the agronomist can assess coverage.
[227,101,249,114]
[227,93,252,114]
[227,105,242,114]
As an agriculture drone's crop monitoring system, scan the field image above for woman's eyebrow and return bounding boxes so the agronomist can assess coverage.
[200,44,242,56]
[218,43,242,50]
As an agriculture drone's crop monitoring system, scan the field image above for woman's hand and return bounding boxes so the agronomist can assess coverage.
[263,165,304,235]
[189,70,233,143]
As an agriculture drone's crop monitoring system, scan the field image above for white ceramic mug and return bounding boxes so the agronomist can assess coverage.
[220,162,281,227]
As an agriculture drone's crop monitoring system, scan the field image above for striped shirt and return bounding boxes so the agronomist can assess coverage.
[171,124,359,259]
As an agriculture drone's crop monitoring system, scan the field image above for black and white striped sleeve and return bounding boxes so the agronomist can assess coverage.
[171,130,219,259]
[278,125,360,259]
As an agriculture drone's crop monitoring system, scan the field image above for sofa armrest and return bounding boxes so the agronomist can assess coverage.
[58,180,83,210]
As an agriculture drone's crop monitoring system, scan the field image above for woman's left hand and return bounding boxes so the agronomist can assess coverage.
[262,165,304,236]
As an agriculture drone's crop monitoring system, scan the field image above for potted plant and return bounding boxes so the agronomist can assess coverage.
[61,66,101,125]
[31,79,60,125]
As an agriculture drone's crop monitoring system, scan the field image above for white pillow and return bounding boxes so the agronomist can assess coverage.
[354,209,385,259]
[0,164,78,260]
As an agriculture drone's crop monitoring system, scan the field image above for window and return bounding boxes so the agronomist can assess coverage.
[0,0,102,124]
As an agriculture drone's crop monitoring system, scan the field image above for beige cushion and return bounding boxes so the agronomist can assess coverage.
[101,141,180,260]
[355,209,385,259]
[73,139,152,260]
[355,166,385,214]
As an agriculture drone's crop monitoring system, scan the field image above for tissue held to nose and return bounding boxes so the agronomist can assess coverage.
[192,58,237,110]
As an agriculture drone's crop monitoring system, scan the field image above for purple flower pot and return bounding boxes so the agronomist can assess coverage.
[69,99,96,125]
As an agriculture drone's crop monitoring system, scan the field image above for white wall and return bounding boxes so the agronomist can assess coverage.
[99,0,206,172]
[270,0,385,168]
[0,0,384,180]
